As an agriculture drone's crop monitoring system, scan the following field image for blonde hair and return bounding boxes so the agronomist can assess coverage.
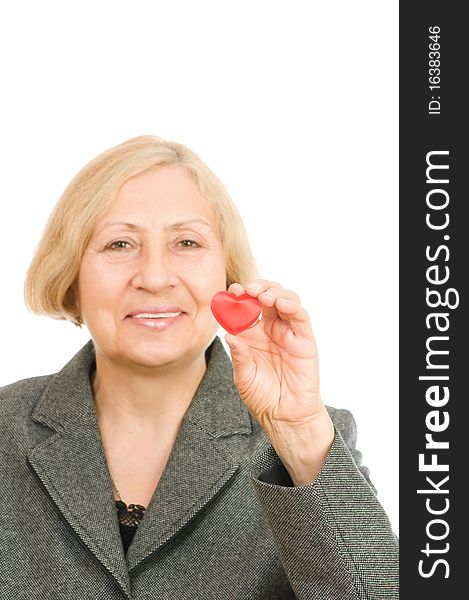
[24,135,259,325]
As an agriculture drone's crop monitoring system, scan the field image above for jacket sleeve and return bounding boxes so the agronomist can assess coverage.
[249,408,399,600]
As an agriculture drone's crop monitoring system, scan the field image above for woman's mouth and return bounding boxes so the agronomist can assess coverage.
[133,312,182,319]
[126,311,186,330]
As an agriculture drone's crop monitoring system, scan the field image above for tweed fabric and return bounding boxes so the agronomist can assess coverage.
[0,336,398,599]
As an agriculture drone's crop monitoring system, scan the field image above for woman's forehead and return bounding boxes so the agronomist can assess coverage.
[97,167,217,229]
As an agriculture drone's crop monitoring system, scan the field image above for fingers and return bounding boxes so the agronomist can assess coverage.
[243,279,314,339]
[245,279,283,295]
[227,282,245,296]
[229,279,287,300]
[245,279,299,308]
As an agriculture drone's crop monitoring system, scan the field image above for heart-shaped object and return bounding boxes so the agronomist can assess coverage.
[210,291,262,335]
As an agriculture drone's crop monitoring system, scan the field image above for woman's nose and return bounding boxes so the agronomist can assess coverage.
[131,245,179,292]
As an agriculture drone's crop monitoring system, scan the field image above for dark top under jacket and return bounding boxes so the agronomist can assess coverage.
[0,335,399,599]
[115,501,146,554]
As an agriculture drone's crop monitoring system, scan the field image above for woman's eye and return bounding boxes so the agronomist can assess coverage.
[177,239,200,248]
[107,240,131,250]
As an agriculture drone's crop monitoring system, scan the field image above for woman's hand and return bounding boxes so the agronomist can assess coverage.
[224,279,335,485]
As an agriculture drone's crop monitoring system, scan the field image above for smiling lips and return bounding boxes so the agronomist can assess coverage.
[133,312,182,319]
[127,306,184,317]
[126,306,186,330]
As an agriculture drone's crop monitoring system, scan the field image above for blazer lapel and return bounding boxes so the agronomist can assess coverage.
[27,341,132,598]
[126,337,252,571]
[26,336,253,593]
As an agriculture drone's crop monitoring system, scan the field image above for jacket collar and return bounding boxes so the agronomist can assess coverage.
[31,335,251,438]
[28,335,253,599]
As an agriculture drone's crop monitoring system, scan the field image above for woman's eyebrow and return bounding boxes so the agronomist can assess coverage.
[100,218,213,231]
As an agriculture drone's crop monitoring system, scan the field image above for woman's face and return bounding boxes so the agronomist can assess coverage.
[77,164,227,370]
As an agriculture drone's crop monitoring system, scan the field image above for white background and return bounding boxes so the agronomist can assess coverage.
[0,1,398,535]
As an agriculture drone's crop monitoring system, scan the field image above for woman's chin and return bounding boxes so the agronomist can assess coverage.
[122,346,186,369]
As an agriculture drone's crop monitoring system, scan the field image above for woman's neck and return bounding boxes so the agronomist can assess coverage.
[91,349,207,437]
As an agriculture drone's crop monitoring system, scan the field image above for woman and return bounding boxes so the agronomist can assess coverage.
[0,136,398,599]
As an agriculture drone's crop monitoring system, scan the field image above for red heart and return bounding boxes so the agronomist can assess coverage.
[210,291,262,335]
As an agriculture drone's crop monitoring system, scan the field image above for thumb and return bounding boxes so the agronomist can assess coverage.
[224,333,255,380]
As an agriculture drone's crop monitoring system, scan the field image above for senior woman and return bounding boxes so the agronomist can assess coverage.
[0,136,398,600]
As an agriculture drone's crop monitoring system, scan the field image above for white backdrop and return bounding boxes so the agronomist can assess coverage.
[0,1,398,535]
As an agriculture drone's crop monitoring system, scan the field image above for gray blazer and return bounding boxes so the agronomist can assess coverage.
[0,336,398,599]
